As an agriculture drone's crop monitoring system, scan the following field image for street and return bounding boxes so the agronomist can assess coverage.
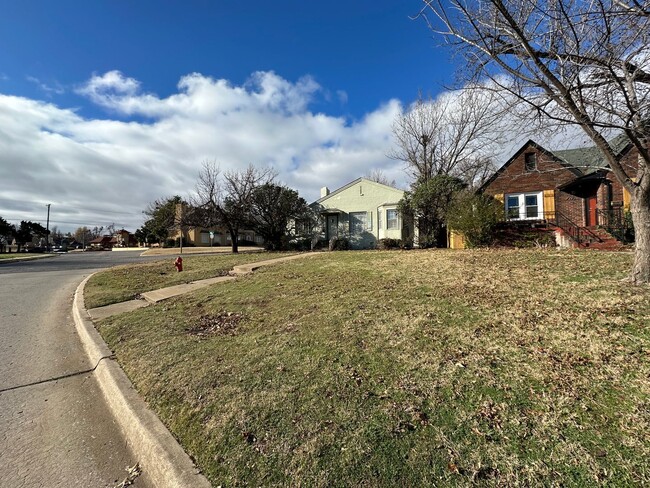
[0,251,160,487]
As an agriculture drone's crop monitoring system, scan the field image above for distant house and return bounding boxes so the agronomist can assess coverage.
[88,235,116,249]
[313,178,409,249]
[169,226,263,247]
[474,136,639,248]
[115,229,137,247]
[169,204,264,247]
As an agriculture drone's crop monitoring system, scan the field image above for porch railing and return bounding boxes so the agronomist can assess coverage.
[504,210,602,246]
[596,206,624,233]
[550,210,602,246]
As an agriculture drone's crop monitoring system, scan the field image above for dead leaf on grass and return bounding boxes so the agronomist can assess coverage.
[186,311,243,337]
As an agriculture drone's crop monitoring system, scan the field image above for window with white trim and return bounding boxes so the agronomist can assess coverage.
[506,192,544,220]
[349,212,368,235]
[386,209,399,229]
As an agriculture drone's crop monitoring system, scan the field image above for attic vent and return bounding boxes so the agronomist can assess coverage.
[525,153,537,171]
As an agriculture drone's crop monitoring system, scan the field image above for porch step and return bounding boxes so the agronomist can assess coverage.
[581,227,626,250]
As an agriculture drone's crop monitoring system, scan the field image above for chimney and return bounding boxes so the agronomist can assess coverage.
[320,186,330,198]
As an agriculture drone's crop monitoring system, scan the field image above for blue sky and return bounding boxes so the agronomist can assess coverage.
[0,1,454,119]
[0,1,465,232]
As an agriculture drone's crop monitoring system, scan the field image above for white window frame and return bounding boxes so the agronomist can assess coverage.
[386,208,400,229]
[505,192,544,220]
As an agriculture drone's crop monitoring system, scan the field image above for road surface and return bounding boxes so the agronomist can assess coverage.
[0,251,162,487]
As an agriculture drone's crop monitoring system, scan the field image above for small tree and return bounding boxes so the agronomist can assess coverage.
[398,175,466,248]
[249,183,310,251]
[139,196,185,245]
[447,192,504,248]
[0,217,13,252]
[192,162,275,253]
[12,221,47,252]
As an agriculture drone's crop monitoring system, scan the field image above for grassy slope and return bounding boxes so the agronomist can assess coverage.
[97,250,650,486]
[84,253,293,309]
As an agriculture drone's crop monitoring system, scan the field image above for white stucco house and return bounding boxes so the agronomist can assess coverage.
[312,178,410,249]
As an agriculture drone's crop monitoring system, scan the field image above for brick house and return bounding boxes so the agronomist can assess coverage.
[478,136,638,247]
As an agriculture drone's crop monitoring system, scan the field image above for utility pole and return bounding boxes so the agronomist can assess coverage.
[45,204,51,252]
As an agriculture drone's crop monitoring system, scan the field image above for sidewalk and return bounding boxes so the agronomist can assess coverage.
[86,253,319,321]
[73,251,322,488]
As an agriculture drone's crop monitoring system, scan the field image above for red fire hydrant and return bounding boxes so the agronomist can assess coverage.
[174,256,183,272]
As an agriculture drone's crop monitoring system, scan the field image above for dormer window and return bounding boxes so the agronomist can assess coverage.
[524,152,537,171]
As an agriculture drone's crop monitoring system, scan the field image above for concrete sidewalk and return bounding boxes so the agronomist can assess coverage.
[87,252,320,321]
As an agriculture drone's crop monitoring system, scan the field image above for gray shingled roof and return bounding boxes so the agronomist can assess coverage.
[550,133,630,175]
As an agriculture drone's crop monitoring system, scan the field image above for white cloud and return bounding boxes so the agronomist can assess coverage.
[26,76,65,95]
[0,71,404,232]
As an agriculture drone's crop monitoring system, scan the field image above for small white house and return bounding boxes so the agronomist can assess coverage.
[313,178,408,249]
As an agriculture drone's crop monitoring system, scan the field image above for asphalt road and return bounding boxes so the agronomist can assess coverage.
[0,251,162,487]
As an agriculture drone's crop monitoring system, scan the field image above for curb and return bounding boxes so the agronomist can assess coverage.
[73,275,212,488]
[0,254,57,264]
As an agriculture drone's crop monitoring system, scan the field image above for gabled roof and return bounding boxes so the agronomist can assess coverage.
[480,140,581,191]
[481,134,635,191]
[315,177,404,204]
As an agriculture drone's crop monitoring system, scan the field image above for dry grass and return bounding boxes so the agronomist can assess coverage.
[84,252,294,309]
[97,249,650,486]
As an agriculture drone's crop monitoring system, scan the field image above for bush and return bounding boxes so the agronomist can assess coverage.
[447,193,503,248]
[378,238,402,250]
[287,237,312,251]
[329,237,349,251]
[492,224,556,248]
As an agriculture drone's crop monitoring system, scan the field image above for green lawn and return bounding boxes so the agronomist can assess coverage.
[96,249,650,486]
[84,252,295,309]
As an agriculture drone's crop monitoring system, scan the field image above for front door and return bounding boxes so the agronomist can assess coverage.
[586,195,598,226]
[327,215,338,240]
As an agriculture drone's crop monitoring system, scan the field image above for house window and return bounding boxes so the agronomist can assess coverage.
[200,232,210,244]
[349,212,368,235]
[377,209,383,230]
[386,209,399,229]
[524,153,537,171]
[507,196,520,219]
[506,192,543,220]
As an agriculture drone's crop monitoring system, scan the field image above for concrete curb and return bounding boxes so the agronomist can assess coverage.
[0,254,57,264]
[73,275,211,488]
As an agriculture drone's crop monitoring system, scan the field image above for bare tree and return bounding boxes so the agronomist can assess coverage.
[419,0,650,283]
[390,89,504,187]
[365,169,397,187]
[192,161,275,253]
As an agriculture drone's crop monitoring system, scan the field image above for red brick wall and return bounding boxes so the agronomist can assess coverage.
[557,190,586,226]
[484,144,578,196]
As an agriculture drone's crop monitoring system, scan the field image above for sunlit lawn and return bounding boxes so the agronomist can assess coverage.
[97,249,649,486]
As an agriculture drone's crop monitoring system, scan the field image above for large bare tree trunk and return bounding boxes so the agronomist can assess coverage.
[630,181,650,284]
